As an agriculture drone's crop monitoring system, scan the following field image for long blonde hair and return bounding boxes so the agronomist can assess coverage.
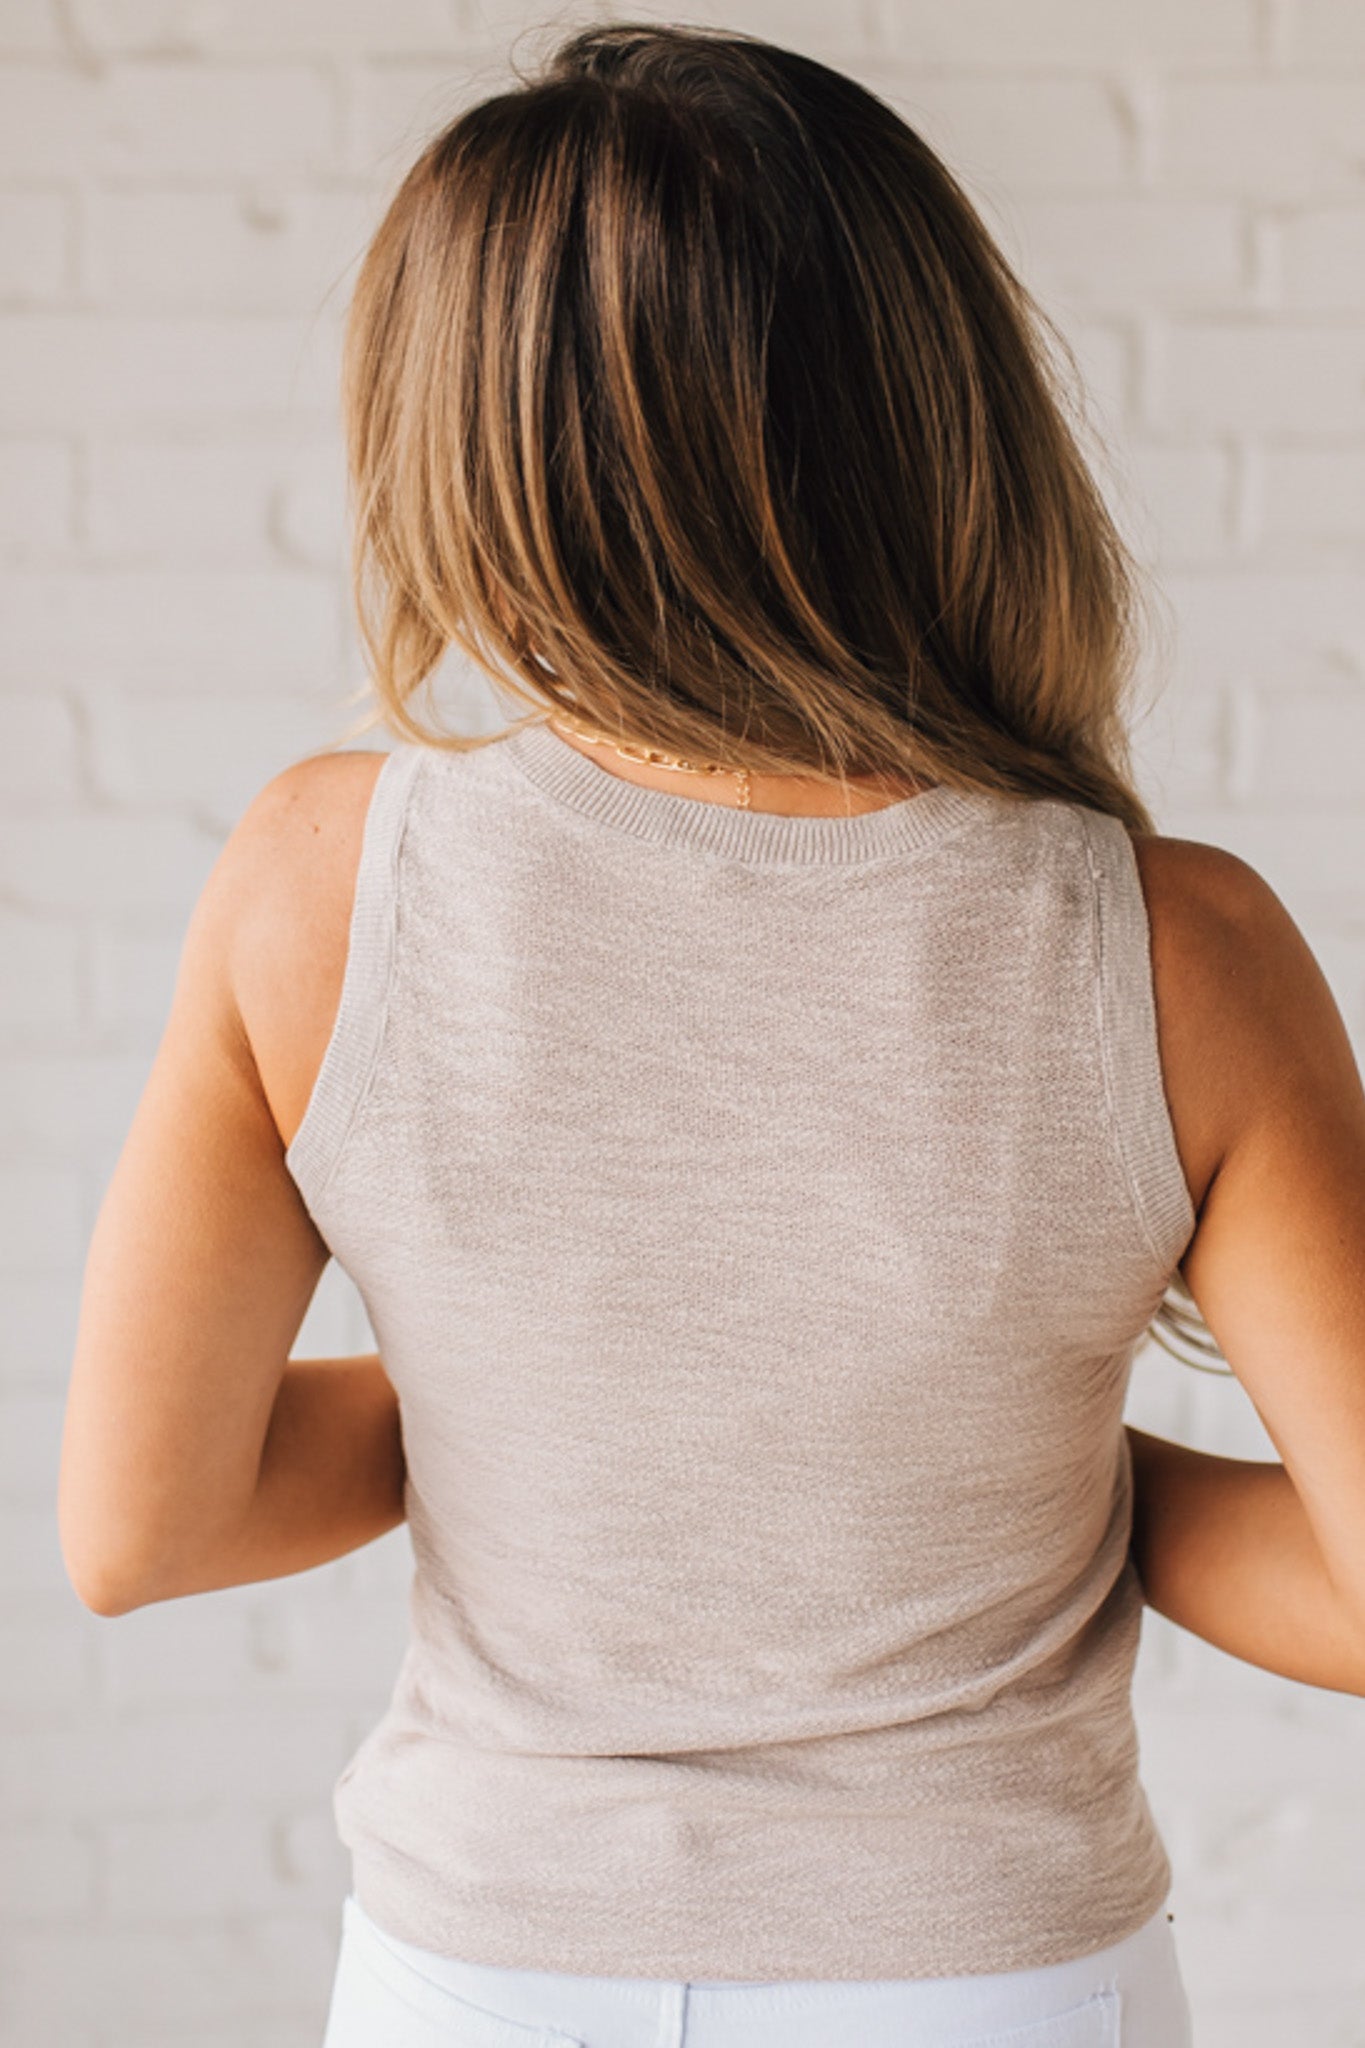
[336,19,1221,1369]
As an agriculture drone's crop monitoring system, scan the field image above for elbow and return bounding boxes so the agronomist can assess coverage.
[58,1499,160,1619]
[64,1550,144,1619]
[79,1583,139,1620]
[58,1456,177,1617]
[61,1540,152,1613]
[61,1506,237,1617]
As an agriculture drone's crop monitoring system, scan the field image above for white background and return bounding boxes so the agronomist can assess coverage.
[3,1,1364,2042]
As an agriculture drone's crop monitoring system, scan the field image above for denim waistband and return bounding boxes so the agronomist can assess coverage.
[339,1890,1187,2048]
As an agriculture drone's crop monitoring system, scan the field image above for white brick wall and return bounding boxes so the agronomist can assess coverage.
[4,2,1364,2042]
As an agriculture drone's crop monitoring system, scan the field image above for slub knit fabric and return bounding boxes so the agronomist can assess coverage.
[285,717,1196,1983]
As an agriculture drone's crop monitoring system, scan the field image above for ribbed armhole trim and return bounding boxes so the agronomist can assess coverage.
[1076,805,1197,1278]
[284,744,423,1216]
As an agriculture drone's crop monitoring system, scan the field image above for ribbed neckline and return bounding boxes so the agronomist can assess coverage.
[503,718,995,866]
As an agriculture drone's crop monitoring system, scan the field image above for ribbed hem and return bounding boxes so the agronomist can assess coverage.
[503,717,996,866]
[284,744,424,1215]
[1078,807,1198,1276]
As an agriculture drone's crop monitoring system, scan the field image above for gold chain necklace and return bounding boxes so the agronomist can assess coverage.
[549,717,754,808]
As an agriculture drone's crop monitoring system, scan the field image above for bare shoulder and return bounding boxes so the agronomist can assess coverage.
[231,746,388,866]
[1131,831,1338,1035]
[1130,831,1356,1217]
[217,749,391,1151]
[218,748,388,974]
[1131,830,1285,934]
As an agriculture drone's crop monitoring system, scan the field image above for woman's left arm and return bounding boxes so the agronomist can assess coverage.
[58,757,403,1617]
[101,1352,407,1614]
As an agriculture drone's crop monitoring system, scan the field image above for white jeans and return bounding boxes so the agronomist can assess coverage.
[322,1890,1195,2047]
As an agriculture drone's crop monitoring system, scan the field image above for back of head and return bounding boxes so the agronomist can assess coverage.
[344,20,1161,833]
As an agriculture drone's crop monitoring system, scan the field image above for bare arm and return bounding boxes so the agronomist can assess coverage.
[59,755,394,1618]
[1125,1424,1365,1696]
[1128,835,1365,1687]
[93,1355,407,1616]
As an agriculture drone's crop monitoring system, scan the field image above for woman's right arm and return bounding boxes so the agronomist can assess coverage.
[1128,834,1365,1693]
[1125,1424,1365,1695]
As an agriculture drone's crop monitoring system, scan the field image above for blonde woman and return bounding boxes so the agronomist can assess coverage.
[60,22,1365,2048]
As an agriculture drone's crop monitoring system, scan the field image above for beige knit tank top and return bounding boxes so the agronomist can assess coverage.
[285,716,1196,1983]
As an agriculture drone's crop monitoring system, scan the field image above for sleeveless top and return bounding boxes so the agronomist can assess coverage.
[284,716,1196,1984]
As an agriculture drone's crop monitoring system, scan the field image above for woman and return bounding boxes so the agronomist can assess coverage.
[58,21,1365,2048]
